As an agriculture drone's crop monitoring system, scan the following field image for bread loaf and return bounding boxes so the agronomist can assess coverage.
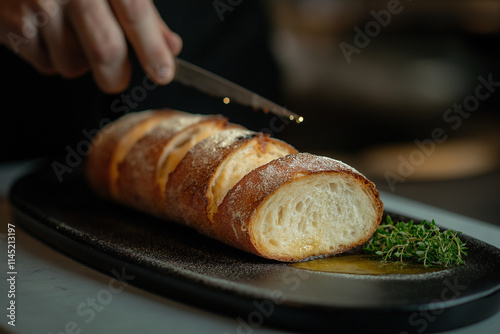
[85,109,383,262]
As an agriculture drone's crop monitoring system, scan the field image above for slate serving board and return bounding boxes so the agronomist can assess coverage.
[9,167,500,334]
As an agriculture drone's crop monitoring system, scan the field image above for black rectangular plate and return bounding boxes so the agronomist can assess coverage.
[9,167,500,334]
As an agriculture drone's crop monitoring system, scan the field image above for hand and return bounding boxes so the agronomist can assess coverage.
[0,0,183,93]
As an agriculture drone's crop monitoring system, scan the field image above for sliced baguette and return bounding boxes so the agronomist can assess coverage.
[86,110,383,262]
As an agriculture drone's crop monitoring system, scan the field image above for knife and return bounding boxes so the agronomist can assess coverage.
[174,58,303,123]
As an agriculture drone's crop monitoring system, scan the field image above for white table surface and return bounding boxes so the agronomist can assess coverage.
[1,161,499,334]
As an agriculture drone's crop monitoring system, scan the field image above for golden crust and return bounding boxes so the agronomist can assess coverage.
[85,110,175,198]
[164,128,255,231]
[116,113,229,218]
[86,110,384,262]
[214,153,384,262]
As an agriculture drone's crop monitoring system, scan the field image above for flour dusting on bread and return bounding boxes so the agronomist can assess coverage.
[85,110,383,262]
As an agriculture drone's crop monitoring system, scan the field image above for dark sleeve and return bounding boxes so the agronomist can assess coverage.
[0,0,281,162]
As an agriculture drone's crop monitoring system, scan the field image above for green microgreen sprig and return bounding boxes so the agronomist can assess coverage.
[363,216,468,267]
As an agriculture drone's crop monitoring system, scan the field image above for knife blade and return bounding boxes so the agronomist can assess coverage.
[174,58,303,123]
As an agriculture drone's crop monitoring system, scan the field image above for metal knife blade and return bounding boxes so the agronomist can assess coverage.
[174,58,303,123]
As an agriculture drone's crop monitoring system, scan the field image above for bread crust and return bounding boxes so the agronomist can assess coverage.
[214,153,384,261]
[165,129,298,232]
[165,128,255,230]
[86,110,384,262]
[117,112,229,218]
[85,110,175,198]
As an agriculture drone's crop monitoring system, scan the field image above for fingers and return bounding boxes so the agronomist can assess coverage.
[109,0,180,85]
[158,17,183,57]
[0,1,56,74]
[12,32,57,75]
[0,1,92,81]
[67,0,131,93]
[40,8,90,78]
[0,0,183,93]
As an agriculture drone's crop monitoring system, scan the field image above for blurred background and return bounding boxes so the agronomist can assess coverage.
[264,0,500,225]
[1,0,498,226]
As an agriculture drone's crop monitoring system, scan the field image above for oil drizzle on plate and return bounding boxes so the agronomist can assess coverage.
[291,254,447,275]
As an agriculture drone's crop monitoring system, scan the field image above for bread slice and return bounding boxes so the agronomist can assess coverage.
[165,128,298,232]
[85,109,175,198]
[116,112,231,217]
[214,153,384,262]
